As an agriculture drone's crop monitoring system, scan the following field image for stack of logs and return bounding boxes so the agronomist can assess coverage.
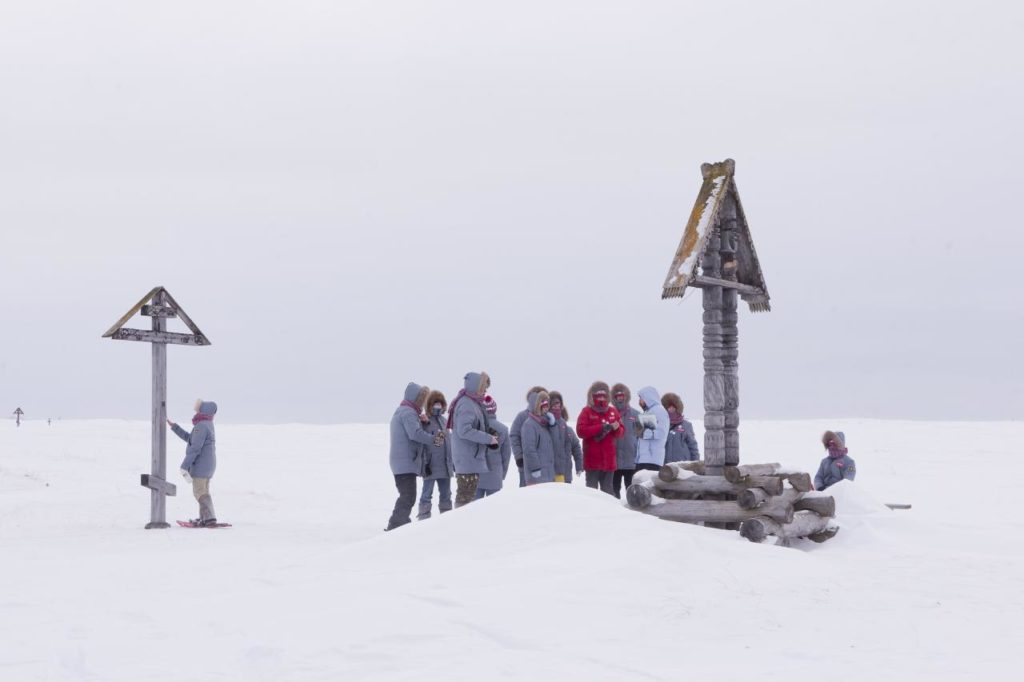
[625,462,838,546]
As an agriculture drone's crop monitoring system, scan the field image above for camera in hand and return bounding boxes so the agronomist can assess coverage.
[487,427,500,450]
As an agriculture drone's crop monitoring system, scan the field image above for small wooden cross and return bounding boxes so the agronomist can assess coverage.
[14,407,24,427]
[103,287,211,529]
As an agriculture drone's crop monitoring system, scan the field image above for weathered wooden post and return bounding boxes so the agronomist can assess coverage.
[102,287,211,529]
[14,407,24,427]
[661,159,770,475]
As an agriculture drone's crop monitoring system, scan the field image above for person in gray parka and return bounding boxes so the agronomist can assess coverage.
[611,383,640,498]
[418,389,454,520]
[510,385,546,488]
[662,392,700,463]
[814,430,857,491]
[447,371,498,507]
[521,391,557,485]
[387,382,435,531]
[169,399,218,526]
[548,391,582,483]
[476,395,511,498]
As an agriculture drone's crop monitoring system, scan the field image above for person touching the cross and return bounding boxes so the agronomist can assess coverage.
[168,399,218,526]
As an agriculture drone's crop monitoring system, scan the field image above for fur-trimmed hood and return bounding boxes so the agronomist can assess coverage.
[464,372,491,395]
[525,385,547,402]
[586,381,611,408]
[529,390,551,416]
[822,430,846,448]
[661,392,684,414]
[611,383,632,407]
[403,382,429,409]
[425,390,447,413]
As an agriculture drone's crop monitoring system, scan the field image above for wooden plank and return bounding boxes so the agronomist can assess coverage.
[690,275,765,297]
[159,289,211,344]
[101,286,163,338]
[885,503,912,510]
[147,290,171,530]
[724,463,782,483]
[141,304,178,318]
[108,328,209,346]
[794,495,835,517]
[140,474,177,497]
[658,461,707,481]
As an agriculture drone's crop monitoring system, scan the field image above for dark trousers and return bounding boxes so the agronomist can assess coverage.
[585,470,615,496]
[517,462,525,487]
[612,469,635,499]
[386,473,417,530]
[635,463,661,472]
[455,473,480,507]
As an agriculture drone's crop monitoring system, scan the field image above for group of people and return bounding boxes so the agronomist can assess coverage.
[385,372,701,531]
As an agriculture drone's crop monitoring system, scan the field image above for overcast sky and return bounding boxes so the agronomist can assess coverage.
[1,1,1022,424]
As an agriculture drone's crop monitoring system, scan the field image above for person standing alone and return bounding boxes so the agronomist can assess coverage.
[168,399,219,527]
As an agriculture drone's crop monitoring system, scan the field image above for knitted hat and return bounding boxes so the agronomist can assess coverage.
[483,394,498,417]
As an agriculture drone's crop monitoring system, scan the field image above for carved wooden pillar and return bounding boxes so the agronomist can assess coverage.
[719,196,740,466]
[701,231,726,476]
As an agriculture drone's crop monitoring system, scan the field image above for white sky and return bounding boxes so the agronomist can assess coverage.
[1,1,1022,424]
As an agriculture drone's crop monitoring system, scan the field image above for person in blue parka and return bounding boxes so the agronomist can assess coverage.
[814,430,857,491]
[169,399,218,526]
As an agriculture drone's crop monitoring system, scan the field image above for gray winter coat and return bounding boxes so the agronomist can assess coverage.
[665,419,700,463]
[615,405,640,470]
[172,401,218,479]
[421,412,455,480]
[521,413,557,484]
[451,385,493,475]
[552,417,582,482]
[389,383,435,476]
[477,420,511,491]
[509,409,529,465]
[814,454,857,491]
[635,387,670,467]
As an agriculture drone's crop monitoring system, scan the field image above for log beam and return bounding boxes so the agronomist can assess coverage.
[626,484,795,524]
[109,328,210,346]
[739,511,834,543]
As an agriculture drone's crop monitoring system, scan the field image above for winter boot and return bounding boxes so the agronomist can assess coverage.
[438,499,453,514]
[416,501,432,520]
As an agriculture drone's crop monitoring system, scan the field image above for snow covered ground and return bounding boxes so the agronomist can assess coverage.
[1,419,1021,681]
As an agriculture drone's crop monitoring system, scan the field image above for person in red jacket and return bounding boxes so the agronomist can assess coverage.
[575,381,624,496]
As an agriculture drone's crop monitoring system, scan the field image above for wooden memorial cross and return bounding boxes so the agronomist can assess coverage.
[661,160,771,475]
[102,287,211,529]
[14,407,24,427]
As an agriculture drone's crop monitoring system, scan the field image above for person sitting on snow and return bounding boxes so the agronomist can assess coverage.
[814,430,857,491]
[168,399,219,527]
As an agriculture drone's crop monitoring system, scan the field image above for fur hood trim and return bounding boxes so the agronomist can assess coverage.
[611,383,632,405]
[425,390,447,412]
[822,430,846,448]
[587,381,611,407]
[661,392,684,413]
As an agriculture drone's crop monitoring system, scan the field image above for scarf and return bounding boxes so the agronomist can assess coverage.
[192,413,214,426]
[446,389,487,429]
[400,400,421,414]
[669,412,684,427]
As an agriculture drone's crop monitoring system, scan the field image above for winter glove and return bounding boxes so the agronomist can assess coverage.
[530,469,542,480]
[515,458,524,468]
[180,468,192,483]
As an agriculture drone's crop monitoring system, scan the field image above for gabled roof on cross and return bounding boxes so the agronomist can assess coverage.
[661,159,771,312]
[102,286,211,346]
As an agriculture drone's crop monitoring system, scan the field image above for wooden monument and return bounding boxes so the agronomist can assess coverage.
[662,159,770,475]
[102,287,211,529]
[14,407,24,427]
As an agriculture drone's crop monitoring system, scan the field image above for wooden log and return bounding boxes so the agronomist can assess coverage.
[140,474,177,497]
[652,475,746,496]
[690,275,766,297]
[739,511,833,544]
[741,475,784,496]
[794,495,835,517]
[885,503,912,510]
[784,472,813,493]
[626,483,653,509]
[626,484,796,524]
[723,463,781,483]
[737,488,770,509]
[658,461,706,481]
